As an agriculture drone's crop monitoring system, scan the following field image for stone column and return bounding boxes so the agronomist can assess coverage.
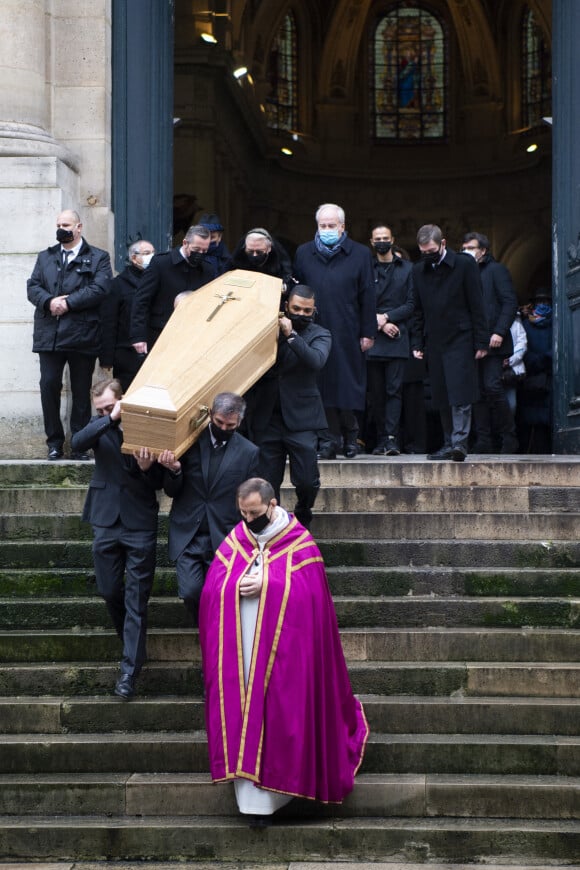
[0,0,112,457]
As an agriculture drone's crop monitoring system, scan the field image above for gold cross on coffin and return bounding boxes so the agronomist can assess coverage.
[206,290,240,321]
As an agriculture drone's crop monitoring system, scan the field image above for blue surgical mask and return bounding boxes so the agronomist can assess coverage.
[318,230,340,246]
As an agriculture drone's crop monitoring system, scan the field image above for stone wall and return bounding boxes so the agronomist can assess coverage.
[0,0,112,458]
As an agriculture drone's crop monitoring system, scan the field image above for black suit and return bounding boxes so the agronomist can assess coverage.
[130,247,213,348]
[71,415,163,678]
[163,427,259,623]
[252,322,331,527]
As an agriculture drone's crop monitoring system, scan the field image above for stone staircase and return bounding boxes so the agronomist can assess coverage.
[1,456,580,865]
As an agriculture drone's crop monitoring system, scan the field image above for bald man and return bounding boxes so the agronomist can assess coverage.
[27,209,112,460]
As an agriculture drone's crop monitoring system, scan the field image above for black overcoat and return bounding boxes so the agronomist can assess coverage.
[27,239,112,355]
[293,237,376,410]
[130,247,213,346]
[477,253,517,357]
[412,248,489,408]
[366,256,415,361]
[100,264,143,367]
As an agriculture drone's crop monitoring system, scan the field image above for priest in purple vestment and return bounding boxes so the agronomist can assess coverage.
[199,477,369,825]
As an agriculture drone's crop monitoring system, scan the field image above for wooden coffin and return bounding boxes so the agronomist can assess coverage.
[120,269,282,457]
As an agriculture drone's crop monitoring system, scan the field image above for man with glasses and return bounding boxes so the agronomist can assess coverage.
[461,231,519,453]
[130,224,212,354]
[100,240,156,390]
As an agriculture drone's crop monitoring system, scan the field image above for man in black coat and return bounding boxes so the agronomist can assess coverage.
[293,203,376,459]
[366,223,415,456]
[224,227,293,293]
[412,224,489,461]
[71,378,163,700]
[100,239,156,391]
[27,209,112,460]
[130,224,213,354]
[157,392,259,626]
[461,232,519,453]
[252,284,332,528]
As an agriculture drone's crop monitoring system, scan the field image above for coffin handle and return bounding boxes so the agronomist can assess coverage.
[190,405,209,430]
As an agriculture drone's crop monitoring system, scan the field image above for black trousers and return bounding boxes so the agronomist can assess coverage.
[92,522,156,677]
[320,408,359,451]
[367,358,406,442]
[38,351,96,449]
[256,414,320,528]
[175,531,214,626]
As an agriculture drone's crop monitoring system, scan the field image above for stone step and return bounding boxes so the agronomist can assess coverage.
[2,565,580,599]
[0,595,578,631]
[2,694,579,737]
[1,814,580,863]
[1,731,580,777]
[0,865,570,870]
[0,659,579,699]
[3,626,580,664]
[3,539,579,570]
[0,772,579,820]
[2,456,579,488]
[3,484,580,515]
[3,511,580,541]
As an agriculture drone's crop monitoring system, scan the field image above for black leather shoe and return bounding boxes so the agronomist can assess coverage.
[247,814,272,829]
[71,451,91,461]
[316,445,336,460]
[114,673,135,701]
[427,447,454,460]
[450,446,467,462]
[343,443,358,459]
[47,447,64,461]
[384,437,400,456]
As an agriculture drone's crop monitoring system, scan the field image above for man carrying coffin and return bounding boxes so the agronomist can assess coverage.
[199,477,369,826]
[158,392,259,627]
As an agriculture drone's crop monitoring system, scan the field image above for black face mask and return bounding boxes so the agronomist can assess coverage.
[288,312,313,332]
[56,228,75,244]
[246,510,271,534]
[247,251,268,268]
[421,249,441,266]
[188,251,203,267]
[374,241,392,255]
[209,421,235,444]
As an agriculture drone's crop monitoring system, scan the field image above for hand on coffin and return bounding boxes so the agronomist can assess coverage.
[132,342,148,355]
[133,447,156,471]
[158,449,181,473]
[279,314,293,337]
[110,400,122,421]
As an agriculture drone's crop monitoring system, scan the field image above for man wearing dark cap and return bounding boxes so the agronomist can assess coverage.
[198,212,230,278]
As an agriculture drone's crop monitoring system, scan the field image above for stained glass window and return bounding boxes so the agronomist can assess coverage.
[522,8,551,129]
[371,5,446,141]
[265,12,298,133]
